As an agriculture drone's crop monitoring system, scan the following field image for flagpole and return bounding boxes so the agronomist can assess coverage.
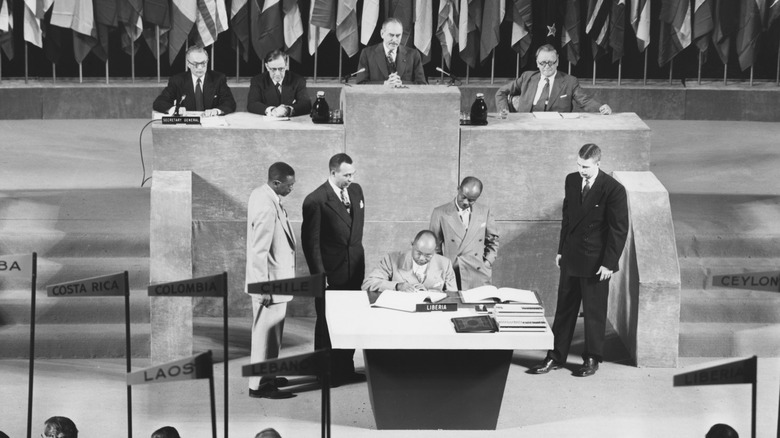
[236,48,240,82]
[723,62,727,85]
[697,51,702,85]
[568,61,571,75]
[777,41,780,86]
[643,50,648,86]
[25,44,29,84]
[124,271,133,438]
[516,53,520,79]
[106,58,110,85]
[618,59,622,86]
[52,63,56,84]
[25,253,38,438]
[132,39,136,84]
[185,41,189,70]
[749,66,754,87]
[211,45,215,71]
[440,52,444,81]
[466,65,469,84]
[491,50,495,84]
[314,27,319,83]
[79,63,83,83]
[156,25,161,83]
[338,50,343,80]
[1,54,3,82]
[669,59,673,85]
[592,59,596,85]
[222,272,229,438]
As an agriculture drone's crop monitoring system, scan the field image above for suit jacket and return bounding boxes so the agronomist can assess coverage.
[246,71,312,116]
[152,70,237,114]
[495,70,602,113]
[361,251,458,292]
[558,170,629,278]
[356,44,428,85]
[302,181,365,289]
[245,184,296,303]
[429,199,499,290]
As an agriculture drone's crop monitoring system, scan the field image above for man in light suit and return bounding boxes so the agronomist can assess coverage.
[429,177,499,291]
[302,153,366,386]
[152,45,236,116]
[245,162,297,399]
[247,49,312,117]
[495,44,611,114]
[362,230,458,293]
[356,18,427,86]
[530,144,628,377]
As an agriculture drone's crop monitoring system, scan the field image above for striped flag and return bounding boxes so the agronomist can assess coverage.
[308,0,334,55]
[251,0,283,61]
[459,0,483,69]
[0,0,13,59]
[169,0,197,64]
[736,0,764,70]
[609,0,626,63]
[692,0,714,56]
[361,0,380,45]
[282,0,303,62]
[658,0,692,66]
[195,0,229,47]
[586,0,610,60]
[231,0,250,61]
[435,0,458,68]
[480,0,504,63]
[336,0,358,57]
[630,0,650,52]
[561,0,580,65]
[415,0,433,61]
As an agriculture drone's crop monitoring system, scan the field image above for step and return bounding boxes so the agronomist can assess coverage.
[0,225,149,259]
[0,323,151,358]
[675,234,780,258]
[0,289,150,324]
[678,322,780,357]
[678,257,780,289]
[0,257,150,291]
[680,289,780,323]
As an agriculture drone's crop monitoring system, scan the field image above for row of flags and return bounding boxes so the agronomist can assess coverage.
[1,1,780,72]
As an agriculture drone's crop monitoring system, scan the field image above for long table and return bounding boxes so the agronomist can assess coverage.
[325,290,553,430]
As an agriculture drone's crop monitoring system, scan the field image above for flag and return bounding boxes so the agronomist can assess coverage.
[630,0,650,52]
[692,0,714,56]
[361,0,379,45]
[117,0,143,57]
[385,0,414,46]
[480,0,503,62]
[0,0,13,59]
[336,0,358,57]
[436,0,458,68]
[736,0,764,70]
[767,0,780,29]
[143,0,170,61]
[609,0,626,62]
[712,0,738,64]
[93,0,117,60]
[169,0,197,64]
[195,0,229,47]
[561,0,580,64]
[42,5,62,63]
[251,0,283,61]
[586,0,610,59]
[23,0,44,47]
[415,0,433,62]
[308,0,333,55]
[49,0,99,64]
[511,0,532,66]
[459,0,482,69]
[231,0,249,61]
[658,0,692,66]
[282,0,303,62]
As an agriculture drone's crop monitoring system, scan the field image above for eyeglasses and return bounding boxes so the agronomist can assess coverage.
[538,60,558,67]
[187,60,208,68]
[266,66,286,73]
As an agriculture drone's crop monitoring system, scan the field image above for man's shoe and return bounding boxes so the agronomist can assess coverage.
[249,383,295,399]
[271,377,290,387]
[529,358,564,374]
[573,357,599,377]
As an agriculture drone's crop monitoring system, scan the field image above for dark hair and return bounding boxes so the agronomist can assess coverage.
[186,45,208,59]
[264,49,288,65]
[255,428,282,438]
[151,426,181,438]
[268,162,295,182]
[43,417,78,438]
[382,17,402,30]
[413,229,437,244]
[578,144,602,162]
[535,44,558,58]
[706,424,739,438]
[329,153,353,172]
[459,176,483,192]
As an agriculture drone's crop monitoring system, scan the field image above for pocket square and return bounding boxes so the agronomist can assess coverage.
[595,204,600,207]
[560,94,568,98]
[360,200,364,208]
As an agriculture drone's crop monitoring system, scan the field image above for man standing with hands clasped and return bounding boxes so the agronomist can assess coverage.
[356,18,427,86]
[530,144,628,377]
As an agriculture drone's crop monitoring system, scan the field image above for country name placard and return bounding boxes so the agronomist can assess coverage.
[46,272,127,297]
[242,349,329,378]
[247,273,325,298]
[127,351,213,386]
[673,356,757,387]
[711,271,780,292]
[148,274,225,297]
[0,253,33,277]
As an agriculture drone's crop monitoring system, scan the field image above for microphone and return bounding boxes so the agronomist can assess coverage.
[436,67,461,85]
[342,68,366,85]
[174,95,186,116]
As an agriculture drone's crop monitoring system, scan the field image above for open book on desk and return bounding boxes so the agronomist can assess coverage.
[459,286,539,304]
[371,290,448,312]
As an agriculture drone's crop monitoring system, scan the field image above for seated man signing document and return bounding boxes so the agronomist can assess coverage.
[362,230,457,292]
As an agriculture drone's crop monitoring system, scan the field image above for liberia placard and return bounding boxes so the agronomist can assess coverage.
[673,356,757,387]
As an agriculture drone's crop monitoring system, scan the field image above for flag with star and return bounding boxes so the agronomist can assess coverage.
[586,0,610,60]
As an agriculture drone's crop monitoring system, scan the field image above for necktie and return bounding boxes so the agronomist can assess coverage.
[581,179,591,202]
[340,188,351,213]
[276,82,282,99]
[387,51,396,72]
[541,78,550,111]
[195,78,204,111]
[459,207,470,229]
[415,269,425,284]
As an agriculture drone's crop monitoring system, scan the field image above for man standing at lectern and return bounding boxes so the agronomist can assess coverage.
[530,144,628,377]
[247,49,312,117]
[429,176,499,291]
[495,44,611,114]
[356,18,427,86]
[302,153,366,386]
[245,162,297,399]
[153,45,236,116]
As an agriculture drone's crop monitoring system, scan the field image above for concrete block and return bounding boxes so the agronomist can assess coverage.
[460,113,651,221]
[611,171,681,368]
[150,171,194,364]
[342,86,460,221]
[588,86,686,120]
[0,88,42,119]
[684,88,780,122]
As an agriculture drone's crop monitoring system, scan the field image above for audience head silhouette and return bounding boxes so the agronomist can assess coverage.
[42,416,78,438]
[151,426,181,438]
[706,423,739,438]
[255,428,282,438]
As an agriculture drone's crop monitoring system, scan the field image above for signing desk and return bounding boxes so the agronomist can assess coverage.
[326,291,553,430]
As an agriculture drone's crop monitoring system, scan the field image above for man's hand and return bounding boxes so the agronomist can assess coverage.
[596,266,613,281]
[168,106,186,115]
[395,282,416,292]
[599,104,612,115]
[555,254,562,268]
[257,294,272,307]
[384,73,402,87]
[270,106,288,117]
[203,108,221,117]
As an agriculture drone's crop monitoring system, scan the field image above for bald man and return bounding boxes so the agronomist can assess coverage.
[429,177,499,290]
[362,230,457,292]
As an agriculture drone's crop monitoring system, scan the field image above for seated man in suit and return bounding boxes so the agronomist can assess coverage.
[247,49,312,117]
[153,45,236,117]
[495,44,612,114]
[356,18,427,86]
[362,230,457,292]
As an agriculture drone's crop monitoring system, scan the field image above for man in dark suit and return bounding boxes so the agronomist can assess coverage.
[152,45,236,116]
[531,144,628,377]
[495,44,611,114]
[356,18,427,86]
[302,153,366,385]
[247,49,312,117]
